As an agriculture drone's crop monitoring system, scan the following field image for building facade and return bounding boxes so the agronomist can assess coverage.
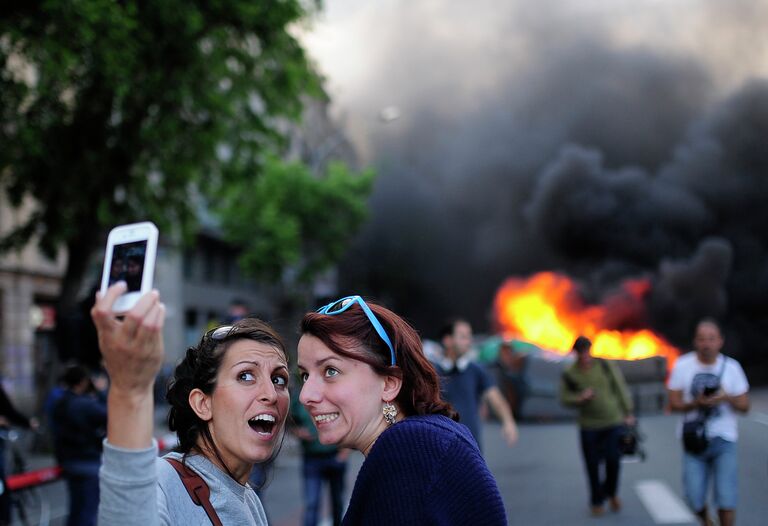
[0,195,67,412]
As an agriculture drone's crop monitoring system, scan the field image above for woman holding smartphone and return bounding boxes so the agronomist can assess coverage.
[91,283,290,525]
[297,295,507,525]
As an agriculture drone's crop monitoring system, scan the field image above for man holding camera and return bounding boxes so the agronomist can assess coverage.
[667,319,750,526]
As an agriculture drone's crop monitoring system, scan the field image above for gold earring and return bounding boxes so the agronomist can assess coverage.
[382,401,397,426]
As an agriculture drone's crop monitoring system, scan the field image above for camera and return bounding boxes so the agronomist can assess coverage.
[702,386,718,397]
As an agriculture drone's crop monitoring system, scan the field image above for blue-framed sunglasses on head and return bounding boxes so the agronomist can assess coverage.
[316,295,396,366]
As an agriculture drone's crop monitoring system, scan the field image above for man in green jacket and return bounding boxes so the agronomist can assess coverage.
[559,336,635,516]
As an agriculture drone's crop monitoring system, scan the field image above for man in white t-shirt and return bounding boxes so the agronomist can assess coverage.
[667,318,750,526]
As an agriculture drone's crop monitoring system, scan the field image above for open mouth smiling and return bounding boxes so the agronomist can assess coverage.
[313,413,339,424]
[248,414,277,435]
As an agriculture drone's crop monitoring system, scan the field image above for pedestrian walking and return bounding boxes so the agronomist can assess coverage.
[52,364,107,526]
[667,318,750,526]
[434,319,518,449]
[298,295,507,525]
[559,335,635,516]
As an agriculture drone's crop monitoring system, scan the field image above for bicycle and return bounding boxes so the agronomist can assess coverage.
[0,428,56,526]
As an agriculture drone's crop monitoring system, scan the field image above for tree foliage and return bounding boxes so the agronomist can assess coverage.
[0,0,330,304]
[217,156,375,284]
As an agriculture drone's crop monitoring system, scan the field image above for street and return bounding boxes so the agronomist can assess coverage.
[481,412,766,526]
[261,393,768,526]
[12,391,768,526]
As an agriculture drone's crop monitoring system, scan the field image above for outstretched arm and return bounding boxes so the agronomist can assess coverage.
[484,387,518,446]
[90,283,166,449]
[92,284,167,526]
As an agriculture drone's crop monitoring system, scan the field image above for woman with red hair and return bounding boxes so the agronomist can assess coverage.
[298,295,507,525]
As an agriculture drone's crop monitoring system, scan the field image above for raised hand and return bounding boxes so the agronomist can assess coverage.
[91,283,165,395]
[91,283,166,449]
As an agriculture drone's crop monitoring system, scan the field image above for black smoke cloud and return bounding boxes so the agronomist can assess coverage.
[522,81,768,362]
[329,1,768,374]
[649,238,733,343]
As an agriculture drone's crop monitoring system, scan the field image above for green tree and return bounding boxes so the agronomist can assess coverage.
[217,156,375,285]
[0,1,350,318]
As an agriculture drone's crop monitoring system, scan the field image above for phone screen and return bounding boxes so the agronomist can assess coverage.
[108,240,148,292]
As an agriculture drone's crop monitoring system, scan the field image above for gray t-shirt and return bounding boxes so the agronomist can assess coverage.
[99,440,268,525]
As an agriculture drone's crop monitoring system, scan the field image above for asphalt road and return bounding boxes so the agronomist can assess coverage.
[482,412,766,526]
[262,391,768,526]
[13,390,768,526]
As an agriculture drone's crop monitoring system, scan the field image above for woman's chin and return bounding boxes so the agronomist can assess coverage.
[317,430,347,449]
[235,442,273,465]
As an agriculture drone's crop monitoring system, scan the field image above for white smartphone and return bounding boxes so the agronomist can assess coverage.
[99,221,159,312]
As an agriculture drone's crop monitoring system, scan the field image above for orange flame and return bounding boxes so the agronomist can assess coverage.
[494,272,678,367]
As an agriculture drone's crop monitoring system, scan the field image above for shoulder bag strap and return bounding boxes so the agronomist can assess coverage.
[599,359,630,415]
[717,356,728,382]
[165,458,223,526]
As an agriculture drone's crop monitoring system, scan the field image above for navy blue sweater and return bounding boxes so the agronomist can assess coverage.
[342,414,507,525]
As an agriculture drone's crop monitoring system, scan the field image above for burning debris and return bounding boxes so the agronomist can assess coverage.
[487,272,675,419]
[493,272,679,367]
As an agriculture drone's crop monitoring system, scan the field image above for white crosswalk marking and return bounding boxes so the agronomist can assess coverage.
[635,479,695,524]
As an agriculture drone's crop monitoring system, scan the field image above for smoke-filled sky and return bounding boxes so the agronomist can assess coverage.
[300,0,768,369]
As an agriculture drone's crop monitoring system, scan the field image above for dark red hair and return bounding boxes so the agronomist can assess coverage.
[300,300,458,421]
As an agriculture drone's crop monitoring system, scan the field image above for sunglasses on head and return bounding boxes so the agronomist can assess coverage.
[316,295,396,366]
[205,325,236,342]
